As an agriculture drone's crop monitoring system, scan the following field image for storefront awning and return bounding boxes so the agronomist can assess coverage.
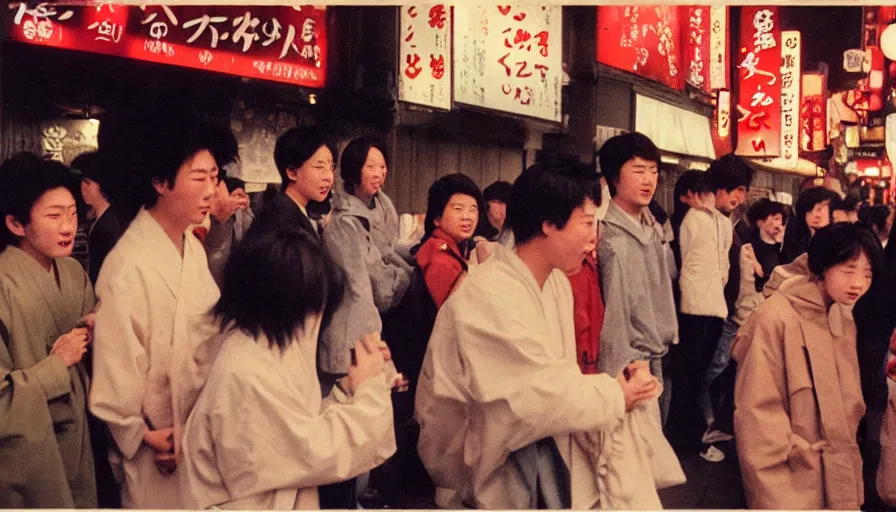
[635,94,716,160]
[744,157,823,178]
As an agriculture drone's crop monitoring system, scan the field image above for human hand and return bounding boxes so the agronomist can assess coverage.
[616,362,660,412]
[50,328,89,367]
[345,333,385,394]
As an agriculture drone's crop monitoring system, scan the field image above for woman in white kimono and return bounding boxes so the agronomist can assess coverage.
[180,226,397,510]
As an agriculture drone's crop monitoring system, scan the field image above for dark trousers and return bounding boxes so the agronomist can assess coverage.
[667,314,724,455]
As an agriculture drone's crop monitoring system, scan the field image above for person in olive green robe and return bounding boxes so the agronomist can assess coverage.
[0,153,97,507]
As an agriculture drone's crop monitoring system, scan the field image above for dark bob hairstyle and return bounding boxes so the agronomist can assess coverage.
[422,173,485,243]
[212,225,345,350]
[807,222,884,278]
[340,136,389,194]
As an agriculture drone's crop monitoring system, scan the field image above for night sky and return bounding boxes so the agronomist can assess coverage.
[781,6,864,92]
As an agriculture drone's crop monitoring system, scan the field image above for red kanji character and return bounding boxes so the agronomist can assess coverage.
[405,28,415,43]
[498,6,512,16]
[513,12,526,21]
[502,84,513,94]
[428,5,447,30]
[497,53,511,76]
[405,53,422,79]
[751,138,767,152]
[514,86,533,105]
[503,28,513,48]
[514,61,532,78]
[514,29,531,48]
[747,111,770,129]
[408,6,418,18]
[534,63,549,79]
[429,54,445,79]
[534,31,549,57]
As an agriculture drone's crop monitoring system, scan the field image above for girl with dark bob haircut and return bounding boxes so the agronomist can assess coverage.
[732,221,882,510]
[339,137,389,195]
[180,225,398,509]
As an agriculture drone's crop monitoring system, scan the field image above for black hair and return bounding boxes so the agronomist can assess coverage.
[71,151,111,202]
[340,136,389,194]
[746,198,789,226]
[222,176,247,194]
[597,132,661,196]
[795,186,839,224]
[832,194,860,213]
[422,173,485,243]
[507,159,599,245]
[705,154,754,193]
[273,126,337,192]
[212,226,345,351]
[648,199,669,225]
[0,153,79,249]
[858,204,892,235]
[205,125,240,178]
[808,222,884,278]
[306,190,333,220]
[781,186,840,263]
[482,180,512,205]
[139,117,218,208]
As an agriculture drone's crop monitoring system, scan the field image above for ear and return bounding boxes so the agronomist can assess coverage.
[541,219,557,237]
[285,167,299,182]
[152,177,169,198]
[433,216,442,228]
[5,214,25,237]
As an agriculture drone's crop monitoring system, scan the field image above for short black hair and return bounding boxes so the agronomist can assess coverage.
[858,204,892,234]
[205,125,240,177]
[340,136,389,194]
[0,153,78,249]
[273,126,337,192]
[597,132,661,196]
[795,186,839,223]
[706,154,754,193]
[71,151,112,201]
[808,222,884,278]
[482,180,512,205]
[672,170,710,217]
[832,195,860,213]
[746,198,789,226]
[423,173,485,242]
[139,117,217,208]
[212,226,345,351]
[507,159,599,245]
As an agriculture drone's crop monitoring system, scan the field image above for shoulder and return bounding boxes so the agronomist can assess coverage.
[56,256,90,283]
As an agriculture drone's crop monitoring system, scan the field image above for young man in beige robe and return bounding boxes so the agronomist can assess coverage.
[0,154,97,507]
[416,160,658,509]
[89,121,221,509]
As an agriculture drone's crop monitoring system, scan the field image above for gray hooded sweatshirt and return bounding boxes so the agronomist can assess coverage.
[320,189,413,374]
[597,201,679,376]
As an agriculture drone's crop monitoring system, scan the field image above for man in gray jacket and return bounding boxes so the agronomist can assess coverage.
[596,132,678,424]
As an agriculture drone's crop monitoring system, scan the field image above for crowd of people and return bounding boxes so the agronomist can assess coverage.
[0,112,895,510]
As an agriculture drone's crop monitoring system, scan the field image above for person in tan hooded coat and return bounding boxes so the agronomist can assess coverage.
[732,223,883,510]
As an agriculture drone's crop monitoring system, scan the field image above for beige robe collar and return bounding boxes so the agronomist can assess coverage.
[0,246,81,334]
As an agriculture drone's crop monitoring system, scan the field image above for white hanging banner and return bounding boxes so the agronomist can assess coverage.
[398,4,452,110]
[709,6,728,91]
[780,30,801,170]
[453,4,562,122]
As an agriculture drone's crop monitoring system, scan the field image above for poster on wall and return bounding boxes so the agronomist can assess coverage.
[709,6,728,91]
[779,30,801,169]
[596,6,683,91]
[683,6,711,93]
[7,3,328,88]
[40,119,99,165]
[453,4,562,122]
[230,99,297,184]
[399,4,451,110]
[800,73,827,152]
[735,6,781,158]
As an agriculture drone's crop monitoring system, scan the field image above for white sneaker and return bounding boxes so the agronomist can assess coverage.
[702,426,735,444]
[699,445,726,463]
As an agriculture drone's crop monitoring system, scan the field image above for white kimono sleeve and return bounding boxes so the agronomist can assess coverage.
[209,370,396,497]
[88,277,149,459]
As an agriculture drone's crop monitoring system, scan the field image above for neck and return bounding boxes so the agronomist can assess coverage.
[92,197,111,221]
[612,196,642,219]
[284,186,309,209]
[816,279,835,309]
[758,230,777,245]
[17,242,54,273]
[809,226,817,238]
[514,240,554,289]
[147,206,187,255]
[355,190,374,206]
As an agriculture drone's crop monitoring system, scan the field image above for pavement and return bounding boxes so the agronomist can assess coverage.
[658,439,746,510]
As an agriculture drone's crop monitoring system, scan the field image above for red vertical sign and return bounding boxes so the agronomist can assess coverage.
[683,6,711,93]
[735,6,781,157]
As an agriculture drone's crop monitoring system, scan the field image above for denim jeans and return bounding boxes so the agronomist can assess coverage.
[701,319,739,424]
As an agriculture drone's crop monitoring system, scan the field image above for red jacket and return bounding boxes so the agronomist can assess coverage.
[567,254,605,375]
[416,228,469,310]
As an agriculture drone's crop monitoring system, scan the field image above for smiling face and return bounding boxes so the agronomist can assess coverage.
[435,193,480,243]
[822,251,873,306]
[613,156,658,214]
[286,144,335,207]
[6,187,79,269]
[153,149,217,229]
[357,147,388,202]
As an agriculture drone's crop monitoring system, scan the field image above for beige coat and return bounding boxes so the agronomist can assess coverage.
[416,245,626,509]
[732,275,865,510]
[0,247,97,507]
[180,316,396,509]
[89,209,221,508]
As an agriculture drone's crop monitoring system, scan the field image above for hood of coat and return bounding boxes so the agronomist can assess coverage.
[331,187,396,221]
[762,252,810,298]
[601,201,662,247]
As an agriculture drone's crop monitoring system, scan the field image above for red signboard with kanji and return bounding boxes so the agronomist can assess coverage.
[800,73,827,152]
[7,3,327,88]
[683,6,711,93]
[596,6,684,91]
[735,6,781,158]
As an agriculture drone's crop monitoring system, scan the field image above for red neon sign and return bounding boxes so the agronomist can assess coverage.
[7,4,328,88]
[596,6,684,90]
[735,6,782,157]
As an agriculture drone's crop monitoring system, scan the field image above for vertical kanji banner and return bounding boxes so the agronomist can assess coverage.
[596,6,683,90]
[399,4,451,110]
[779,30,801,169]
[800,73,827,152]
[453,4,562,122]
[735,6,781,158]
[708,6,728,91]
[683,6,711,93]
[7,3,328,88]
